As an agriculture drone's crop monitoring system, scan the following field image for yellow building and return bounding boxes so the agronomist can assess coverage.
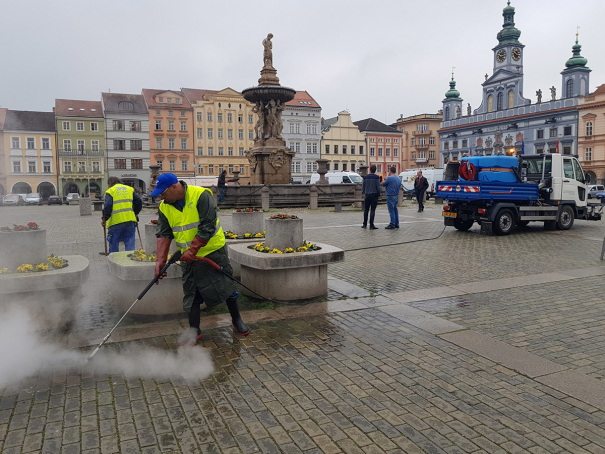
[182,88,256,184]
[321,111,367,172]
[578,84,605,184]
[3,110,57,198]
[394,113,442,170]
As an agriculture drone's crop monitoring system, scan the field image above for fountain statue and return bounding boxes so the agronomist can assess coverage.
[242,34,296,184]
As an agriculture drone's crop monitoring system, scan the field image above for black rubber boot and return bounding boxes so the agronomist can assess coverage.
[226,292,250,335]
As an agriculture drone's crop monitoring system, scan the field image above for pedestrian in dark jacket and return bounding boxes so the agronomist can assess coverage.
[217,170,227,203]
[361,165,381,229]
[414,170,429,212]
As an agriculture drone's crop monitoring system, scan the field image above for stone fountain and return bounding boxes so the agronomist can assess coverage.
[242,33,296,184]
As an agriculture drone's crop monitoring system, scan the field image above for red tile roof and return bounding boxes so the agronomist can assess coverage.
[285,91,321,108]
[141,89,192,109]
[181,88,219,103]
[55,99,104,117]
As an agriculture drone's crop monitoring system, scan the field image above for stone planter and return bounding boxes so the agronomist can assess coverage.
[143,224,176,255]
[0,229,48,270]
[265,218,303,251]
[232,211,264,236]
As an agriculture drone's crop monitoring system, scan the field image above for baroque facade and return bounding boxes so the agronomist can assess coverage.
[439,3,591,165]
[578,84,605,183]
[394,113,442,170]
[182,88,256,184]
[321,111,367,173]
[55,99,106,197]
[282,91,321,182]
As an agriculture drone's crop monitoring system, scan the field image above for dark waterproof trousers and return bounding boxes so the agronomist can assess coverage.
[363,193,379,226]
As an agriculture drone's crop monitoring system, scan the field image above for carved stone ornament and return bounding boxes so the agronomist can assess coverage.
[269,149,287,170]
[244,150,257,172]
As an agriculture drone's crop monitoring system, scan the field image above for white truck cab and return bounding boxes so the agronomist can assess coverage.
[309,171,363,185]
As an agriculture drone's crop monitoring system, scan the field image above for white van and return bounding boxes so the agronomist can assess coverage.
[309,171,363,185]
[398,168,444,198]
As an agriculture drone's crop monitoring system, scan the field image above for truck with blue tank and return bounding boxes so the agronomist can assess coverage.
[436,153,603,235]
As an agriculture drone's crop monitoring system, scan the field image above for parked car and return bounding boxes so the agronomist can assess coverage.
[587,185,605,199]
[24,193,42,205]
[3,194,25,206]
[48,195,63,205]
[65,193,79,205]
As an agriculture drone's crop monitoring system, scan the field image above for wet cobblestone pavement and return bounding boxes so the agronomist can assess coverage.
[2,204,605,452]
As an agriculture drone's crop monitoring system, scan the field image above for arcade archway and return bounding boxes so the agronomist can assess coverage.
[85,182,101,197]
[63,183,79,197]
[37,182,56,200]
[11,182,32,194]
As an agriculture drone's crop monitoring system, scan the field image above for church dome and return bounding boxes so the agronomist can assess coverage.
[497,2,522,45]
[444,78,462,101]
[564,40,589,70]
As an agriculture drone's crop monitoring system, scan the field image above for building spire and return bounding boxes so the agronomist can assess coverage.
[497,2,522,45]
[576,25,580,44]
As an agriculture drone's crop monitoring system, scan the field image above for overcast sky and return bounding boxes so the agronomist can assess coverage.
[1,0,603,124]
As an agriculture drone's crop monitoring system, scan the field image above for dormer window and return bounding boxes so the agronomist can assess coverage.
[118,101,134,111]
[159,97,164,103]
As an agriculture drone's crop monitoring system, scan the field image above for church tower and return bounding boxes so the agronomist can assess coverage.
[477,2,530,114]
[442,76,463,122]
[561,33,591,98]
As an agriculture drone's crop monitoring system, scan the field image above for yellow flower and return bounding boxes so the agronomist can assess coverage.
[285,248,294,253]
[17,264,34,273]
[254,233,263,237]
[0,267,8,275]
[36,263,50,271]
[244,233,251,237]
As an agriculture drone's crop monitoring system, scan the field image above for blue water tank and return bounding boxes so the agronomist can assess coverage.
[460,156,519,183]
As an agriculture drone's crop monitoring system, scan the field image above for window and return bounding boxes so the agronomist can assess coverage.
[429,137,435,145]
[208,128,213,139]
[92,161,100,173]
[378,138,383,143]
[181,160,188,171]
[155,120,162,130]
[394,148,398,157]
[586,122,593,136]
[453,141,458,149]
[549,128,558,138]
[326,163,330,171]
[42,138,50,149]
[90,122,98,132]
[168,121,175,131]
[180,111,185,116]
[370,147,375,156]
[306,143,312,154]
[496,92,503,111]
[248,130,254,139]
[508,90,514,108]
[585,148,592,161]
[114,140,125,150]
[180,121,187,132]
[563,158,574,179]
[131,159,143,169]
[351,163,355,172]
[289,123,300,134]
[240,165,245,175]
[167,99,172,104]
[419,137,426,146]
[131,140,142,150]
[218,129,223,139]
[378,148,383,157]
[63,161,71,173]
[462,139,468,148]
[342,163,348,171]
[217,113,223,122]
[307,123,318,135]
[168,138,175,149]
[445,106,451,120]
[429,150,435,159]
[197,128,203,138]
[411,138,416,146]
[156,110,160,115]
[386,148,390,157]
[114,159,126,169]
[238,129,244,139]
[228,147,234,156]
[411,152,416,159]
[487,95,494,113]
[239,147,244,156]
[229,164,234,174]
[351,145,355,154]
[130,121,141,131]
[249,114,253,123]
[359,146,363,155]
[27,137,35,149]
[198,165,204,174]
[218,147,224,156]
[169,160,176,171]
[12,160,21,173]
[227,113,233,123]
[43,161,51,173]
[219,165,224,174]
[342,145,347,154]
[564,126,572,136]
[312,143,318,153]
[118,101,134,110]
[175,98,181,105]
[228,129,233,139]
[325,144,330,153]
[197,147,203,156]
[535,146,544,154]
[156,138,163,149]
[313,162,318,172]
[333,163,338,171]
[334,145,338,154]
[307,162,313,173]
[78,162,86,173]
[238,114,243,123]
[113,120,124,131]
[28,161,37,173]
[209,165,214,174]
[77,140,85,152]
[197,112,202,121]
[62,121,71,130]
[207,112,213,122]
[208,147,214,156]
[537,130,544,139]
[566,79,574,98]
[156,160,163,170]
[63,139,71,151]
[74,122,84,132]
[181,138,187,150]
[444,142,449,150]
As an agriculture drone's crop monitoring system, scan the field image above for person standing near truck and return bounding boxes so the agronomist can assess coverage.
[414,170,429,212]
[382,166,402,229]
[361,165,381,229]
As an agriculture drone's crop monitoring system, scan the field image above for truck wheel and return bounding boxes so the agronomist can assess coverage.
[557,205,574,230]
[493,208,516,235]
[453,219,474,231]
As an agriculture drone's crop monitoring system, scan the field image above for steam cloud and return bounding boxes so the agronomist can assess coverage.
[0,309,215,390]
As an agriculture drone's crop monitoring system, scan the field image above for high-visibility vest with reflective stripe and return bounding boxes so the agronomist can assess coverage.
[105,184,137,228]
[159,185,225,258]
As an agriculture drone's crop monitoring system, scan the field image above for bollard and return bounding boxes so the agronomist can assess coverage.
[261,186,270,211]
[79,197,92,216]
[354,184,362,208]
[309,185,318,209]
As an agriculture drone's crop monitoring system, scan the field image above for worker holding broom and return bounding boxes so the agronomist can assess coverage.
[150,173,250,344]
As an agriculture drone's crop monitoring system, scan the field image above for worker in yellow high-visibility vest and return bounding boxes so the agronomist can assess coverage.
[102,177,142,253]
[151,173,249,345]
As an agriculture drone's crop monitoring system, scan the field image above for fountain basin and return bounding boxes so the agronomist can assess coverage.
[232,211,264,236]
[242,85,296,103]
[228,242,344,301]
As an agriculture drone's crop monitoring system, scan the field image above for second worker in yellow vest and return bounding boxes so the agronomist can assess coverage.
[151,173,249,344]
[102,177,143,253]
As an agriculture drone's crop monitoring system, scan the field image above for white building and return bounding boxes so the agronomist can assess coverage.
[282,91,321,182]
[102,93,150,192]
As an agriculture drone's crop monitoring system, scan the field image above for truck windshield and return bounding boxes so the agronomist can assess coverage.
[524,157,552,175]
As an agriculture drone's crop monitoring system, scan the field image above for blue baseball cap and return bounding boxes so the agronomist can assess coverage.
[150,173,179,196]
